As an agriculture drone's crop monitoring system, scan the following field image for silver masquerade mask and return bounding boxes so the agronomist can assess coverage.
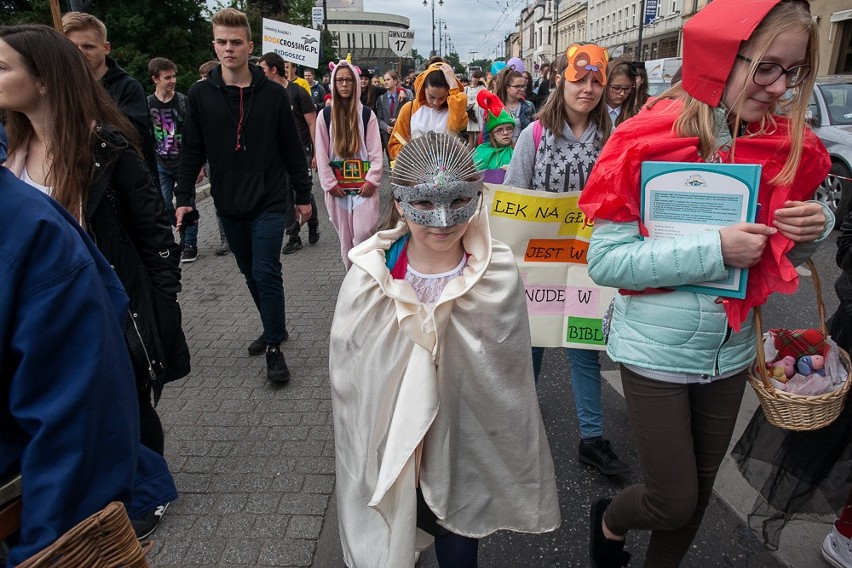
[391,132,483,228]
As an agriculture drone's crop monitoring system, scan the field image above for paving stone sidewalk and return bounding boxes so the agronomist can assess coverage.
[147,182,345,567]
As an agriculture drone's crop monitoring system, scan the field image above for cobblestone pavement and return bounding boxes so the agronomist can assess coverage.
[147,181,345,567]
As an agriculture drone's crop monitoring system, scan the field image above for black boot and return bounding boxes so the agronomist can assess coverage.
[266,346,290,384]
[590,498,630,567]
[579,439,630,476]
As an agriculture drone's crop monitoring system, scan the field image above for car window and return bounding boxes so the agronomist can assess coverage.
[647,83,669,97]
[820,83,852,125]
[807,90,820,123]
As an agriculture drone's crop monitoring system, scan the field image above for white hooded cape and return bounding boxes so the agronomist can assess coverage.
[330,208,560,567]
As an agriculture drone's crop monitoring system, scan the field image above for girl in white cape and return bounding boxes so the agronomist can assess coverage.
[329,132,560,567]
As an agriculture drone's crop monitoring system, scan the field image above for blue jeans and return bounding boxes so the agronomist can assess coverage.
[158,164,198,247]
[218,212,288,345]
[532,347,603,440]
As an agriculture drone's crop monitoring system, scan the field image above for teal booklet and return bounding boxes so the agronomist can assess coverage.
[640,162,761,299]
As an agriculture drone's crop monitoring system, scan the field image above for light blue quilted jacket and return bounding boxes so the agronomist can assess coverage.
[587,211,833,378]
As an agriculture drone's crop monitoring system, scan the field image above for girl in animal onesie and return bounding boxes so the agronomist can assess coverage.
[315,57,383,270]
[387,62,468,160]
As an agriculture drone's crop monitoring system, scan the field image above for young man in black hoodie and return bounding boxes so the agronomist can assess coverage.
[62,12,159,181]
[175,8,313,384]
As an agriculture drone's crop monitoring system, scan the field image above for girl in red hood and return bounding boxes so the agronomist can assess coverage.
[578,1,832,566]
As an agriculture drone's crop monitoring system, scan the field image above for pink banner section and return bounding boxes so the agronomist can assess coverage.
[524,284,600,317]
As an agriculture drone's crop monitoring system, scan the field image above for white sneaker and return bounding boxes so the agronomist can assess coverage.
[823,525,852,568]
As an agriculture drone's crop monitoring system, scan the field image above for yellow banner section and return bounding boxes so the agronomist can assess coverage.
[491,190,593,238]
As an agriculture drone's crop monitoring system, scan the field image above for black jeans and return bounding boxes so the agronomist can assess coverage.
[219,212,289,345]
[139,384,164,455]
[287,150,318,240]
[286,192,319,239]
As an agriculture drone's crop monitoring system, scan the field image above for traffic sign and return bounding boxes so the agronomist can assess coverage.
[312,7,324,29]
[389,30,414,57]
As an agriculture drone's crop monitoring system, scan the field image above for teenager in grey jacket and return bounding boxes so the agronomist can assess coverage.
[504,44,629,480]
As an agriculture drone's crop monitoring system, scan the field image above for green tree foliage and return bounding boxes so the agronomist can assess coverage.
[318,28,338,77]
[0,0,52,25]
[1,0,213,94]
[469,58,494,73]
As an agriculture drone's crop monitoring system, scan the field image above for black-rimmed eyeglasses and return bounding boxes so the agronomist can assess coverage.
[735,54,811,88]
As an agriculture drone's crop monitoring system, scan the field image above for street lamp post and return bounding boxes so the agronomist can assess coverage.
[437,19,448,57]
[423,0,444,57]
[636,0,648,59]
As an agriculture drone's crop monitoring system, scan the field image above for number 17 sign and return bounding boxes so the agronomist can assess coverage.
[389,30,414,57]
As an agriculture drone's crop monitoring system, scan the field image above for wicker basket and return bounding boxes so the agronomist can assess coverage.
[16,501,149,568]
[749,259,852,431]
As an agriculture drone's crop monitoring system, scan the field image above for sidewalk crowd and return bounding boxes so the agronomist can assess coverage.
[1,1,851,567]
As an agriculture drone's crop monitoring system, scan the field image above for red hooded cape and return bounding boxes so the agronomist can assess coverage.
[578,98,830,331]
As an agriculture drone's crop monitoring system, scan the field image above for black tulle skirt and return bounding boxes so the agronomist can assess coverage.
[731,306,852,549]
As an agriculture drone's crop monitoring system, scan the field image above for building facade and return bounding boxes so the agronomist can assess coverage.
[811,1,852,75]
[587,0,682,60]
[326,10,413,75]
[554,1,588,59]
[505,31,522,60]
[520,0,556,71]
[509,0,850,78]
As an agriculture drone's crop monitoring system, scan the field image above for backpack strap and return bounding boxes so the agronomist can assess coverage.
[175,92,188,119]
[323,105,332,137]
[361,106,371,134]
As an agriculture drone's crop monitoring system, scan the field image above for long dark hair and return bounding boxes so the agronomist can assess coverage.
[522,71,534,101]
[494,68,522,103]
[0,25,136,221]
[607,58,639,127]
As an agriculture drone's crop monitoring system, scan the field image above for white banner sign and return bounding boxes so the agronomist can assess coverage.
[388,30,415,57]
[262,18,321,69]
[312,7,324,29]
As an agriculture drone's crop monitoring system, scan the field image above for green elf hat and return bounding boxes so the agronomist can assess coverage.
[477,90,515,133]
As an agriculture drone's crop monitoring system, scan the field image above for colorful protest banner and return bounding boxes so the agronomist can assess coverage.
[485,184,616,350]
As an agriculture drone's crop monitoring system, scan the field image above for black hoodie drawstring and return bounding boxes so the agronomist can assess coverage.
[235,87,245,150]
[217,78,254,152]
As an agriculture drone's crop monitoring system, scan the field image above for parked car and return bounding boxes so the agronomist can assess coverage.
[809,75,852,228]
